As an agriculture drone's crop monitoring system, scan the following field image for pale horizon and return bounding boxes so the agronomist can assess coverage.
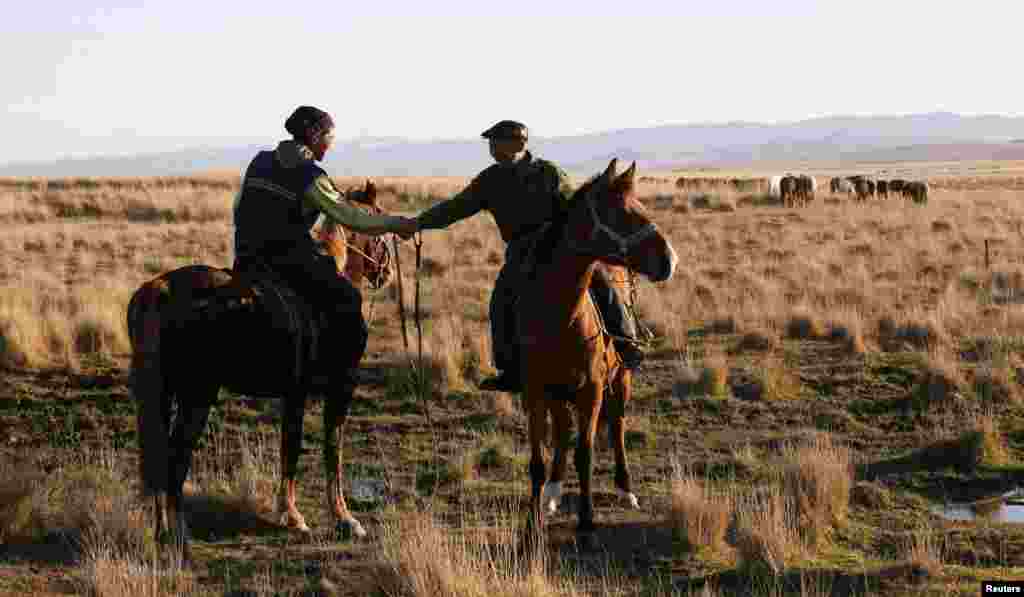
[4,1,1022,165]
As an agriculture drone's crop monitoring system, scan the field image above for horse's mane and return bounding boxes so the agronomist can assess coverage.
[526,175,602,279]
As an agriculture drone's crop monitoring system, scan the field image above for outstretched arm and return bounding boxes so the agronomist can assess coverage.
[304,176,411,236]
[414,177,486,232]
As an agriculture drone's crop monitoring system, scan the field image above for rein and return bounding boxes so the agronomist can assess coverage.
[563,187,658,349]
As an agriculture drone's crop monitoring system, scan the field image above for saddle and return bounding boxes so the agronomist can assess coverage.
[180,264,326,370]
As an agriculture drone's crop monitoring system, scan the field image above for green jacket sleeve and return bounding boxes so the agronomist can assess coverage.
[547,162,574,209]
[303,175,402,233]
[415,176,487,230]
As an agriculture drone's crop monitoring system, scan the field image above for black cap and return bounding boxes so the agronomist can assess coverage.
[481,120,528,141]
[285,106,334,143]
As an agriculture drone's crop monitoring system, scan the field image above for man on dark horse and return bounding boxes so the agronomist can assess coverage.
[232,106,418,382]
[409,120,645,393]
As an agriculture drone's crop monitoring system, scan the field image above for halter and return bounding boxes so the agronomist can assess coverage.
[566,180,660,260]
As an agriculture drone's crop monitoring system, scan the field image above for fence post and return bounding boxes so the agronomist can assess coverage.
[985,239,990,269]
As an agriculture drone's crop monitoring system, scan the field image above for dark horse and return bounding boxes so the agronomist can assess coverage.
[517,159,677,534]
[128,181,393,557]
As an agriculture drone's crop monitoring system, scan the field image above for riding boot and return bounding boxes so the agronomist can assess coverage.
[590,268,644,371]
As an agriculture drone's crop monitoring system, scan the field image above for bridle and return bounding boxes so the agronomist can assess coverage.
[561,179,659,354]
[565,180,660,262]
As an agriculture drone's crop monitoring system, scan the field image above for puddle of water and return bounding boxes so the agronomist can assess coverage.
[350,478,387,502]
[933,489,1024,523]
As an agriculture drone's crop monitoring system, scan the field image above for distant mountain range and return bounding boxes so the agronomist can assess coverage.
[4,112,1024,178]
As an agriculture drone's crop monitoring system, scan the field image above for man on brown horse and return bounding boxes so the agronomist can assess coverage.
[233,106,418,381]
[410,120,645,392]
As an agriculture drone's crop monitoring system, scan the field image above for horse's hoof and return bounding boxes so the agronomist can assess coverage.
[280,512,312,534]
[542,482,563,515]
[622,491,640,510]
[334,516,367,540]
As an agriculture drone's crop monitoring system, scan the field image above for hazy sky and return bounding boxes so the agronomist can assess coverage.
[3,1,1021,164]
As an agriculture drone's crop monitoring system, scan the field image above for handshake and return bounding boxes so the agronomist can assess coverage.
[391,216,420,241]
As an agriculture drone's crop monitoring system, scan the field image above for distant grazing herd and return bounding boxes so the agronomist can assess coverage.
[671,175,930,208]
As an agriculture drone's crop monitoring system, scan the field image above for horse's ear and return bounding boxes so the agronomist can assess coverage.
[617,161,637,186]
[602,158,619,184]
[364,178,378,204]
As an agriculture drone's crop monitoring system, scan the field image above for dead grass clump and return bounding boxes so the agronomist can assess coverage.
[673,358,728,400]
[901,525,946,582]
[961,412,1010,468]
[377,510,575,597]
[746,357,801,401]
[778,433,853,549]
[931,220,953,233]
[79,547,196,597]
[785,310,826,340]
[880,315,949,352]
[850,481,894,510]
[668,464,733,553]
[972,364,1019,404]
[913,351,965,407]
[707,316,736,335]
[732,485,799,576]
[0,469,48,543]
[733,329,777,354]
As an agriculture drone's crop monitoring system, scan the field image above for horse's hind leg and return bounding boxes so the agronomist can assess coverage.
[324,379,366,538]
[278,391,310,533]
[167,383,219,562]
[574,384,602,534]
[543,400,573,515]
[608,371,639,510]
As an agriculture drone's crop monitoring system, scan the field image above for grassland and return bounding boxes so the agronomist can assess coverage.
[2,164,1024,596]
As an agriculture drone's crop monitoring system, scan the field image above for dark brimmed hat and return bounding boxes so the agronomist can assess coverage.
[285,106,335,143]
[481,120,528,141]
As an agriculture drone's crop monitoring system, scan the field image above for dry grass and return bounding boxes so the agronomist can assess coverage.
[777,433,853,549]
[960,411,1010,468]
[732,484,799,576]
[376,509,582,597]
[667,463,733,553]
[913,350,965,407]
[902,524,946,580]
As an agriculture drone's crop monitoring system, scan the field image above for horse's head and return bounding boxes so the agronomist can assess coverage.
[566,159,677,282]
[313,179,395,290]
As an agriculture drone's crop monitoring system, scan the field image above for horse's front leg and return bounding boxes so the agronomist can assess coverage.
[574,383,603,534]
[324,386,366,538]
[525,390,549,537]
[544,400,573,516]
[277,392,311,533]
[608,371,639,510]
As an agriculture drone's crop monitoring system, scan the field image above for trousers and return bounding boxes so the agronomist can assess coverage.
[489,241,635,374]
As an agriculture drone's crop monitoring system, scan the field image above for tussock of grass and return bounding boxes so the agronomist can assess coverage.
[79,548,196,597]
[377,510,580,597]
[960,412,1010,468]
[778,433,853,549]
[0,468,47,543]
[668,464,733,553]
[912,351,964,407]
[732,485,799,576]
[673,357,729,400]
[733,330,777,354]
[785,310,826,340]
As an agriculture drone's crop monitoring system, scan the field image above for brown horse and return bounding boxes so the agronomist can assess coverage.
[516,159,677,534]
[128,180,393,558]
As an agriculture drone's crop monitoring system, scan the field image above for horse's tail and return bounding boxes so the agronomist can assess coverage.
[128,280,170,497]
